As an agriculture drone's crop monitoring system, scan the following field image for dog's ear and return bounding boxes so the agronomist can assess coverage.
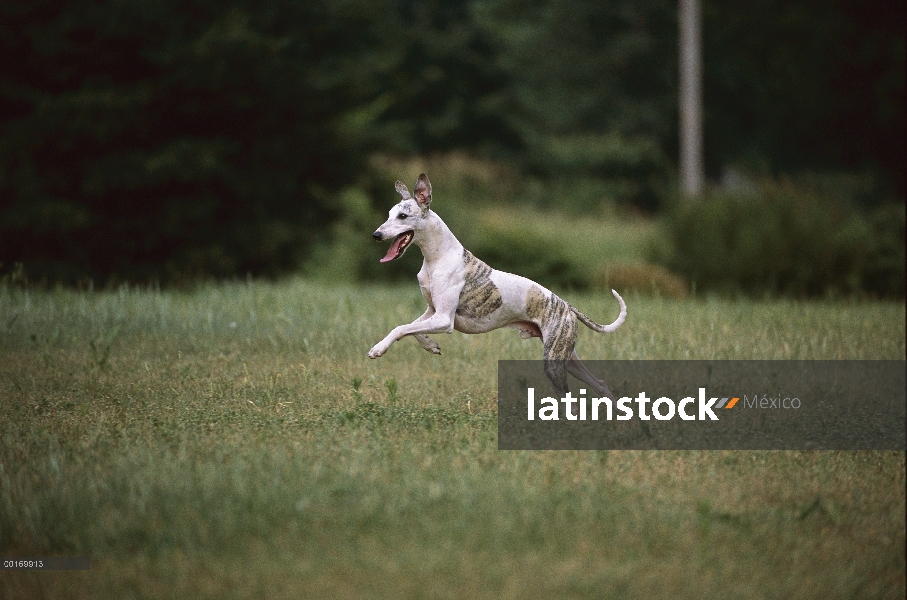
[395,180,412,200]
[414,173,432,211]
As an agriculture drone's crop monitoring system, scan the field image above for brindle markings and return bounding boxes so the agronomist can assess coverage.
[533,291,577,393]
[542,294,577,361]
[525,286,577,361]
[525,287,547,321]
[457,249,503,318]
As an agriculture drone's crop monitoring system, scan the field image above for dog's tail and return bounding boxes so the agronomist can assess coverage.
[571,289,626,333]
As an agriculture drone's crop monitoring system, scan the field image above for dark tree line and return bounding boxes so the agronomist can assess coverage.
[1,0,902,283]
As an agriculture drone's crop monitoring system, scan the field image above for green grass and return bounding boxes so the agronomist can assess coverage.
[1,279,904,599]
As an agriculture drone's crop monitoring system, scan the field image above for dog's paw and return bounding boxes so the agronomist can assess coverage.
[414,334,441,355]
[367,344,386,359]
[421,339,442,355]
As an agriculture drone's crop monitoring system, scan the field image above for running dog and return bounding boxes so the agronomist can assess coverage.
[369,173,626,399]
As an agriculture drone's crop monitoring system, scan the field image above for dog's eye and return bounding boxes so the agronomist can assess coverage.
[397,214,408,220]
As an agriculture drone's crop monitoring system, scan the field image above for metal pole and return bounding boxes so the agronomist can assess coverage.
[679,0,704,198]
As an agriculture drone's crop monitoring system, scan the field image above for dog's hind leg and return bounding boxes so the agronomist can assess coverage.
[542,359,569,395]
[540,296,578,397]
[567,350,614,400]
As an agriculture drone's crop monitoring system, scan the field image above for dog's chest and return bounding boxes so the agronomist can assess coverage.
[456,249,503,319]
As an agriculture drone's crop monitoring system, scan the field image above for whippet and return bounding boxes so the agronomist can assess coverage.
[368,173,627,399]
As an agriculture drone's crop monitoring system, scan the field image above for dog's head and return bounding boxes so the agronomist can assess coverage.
[372,173,432,263]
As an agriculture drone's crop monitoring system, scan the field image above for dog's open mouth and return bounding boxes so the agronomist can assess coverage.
[380,230,414,263]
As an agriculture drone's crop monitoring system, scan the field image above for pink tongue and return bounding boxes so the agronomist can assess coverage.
[380,234,407,262]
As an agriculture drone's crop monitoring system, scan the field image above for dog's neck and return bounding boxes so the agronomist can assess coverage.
[415,211,463,264]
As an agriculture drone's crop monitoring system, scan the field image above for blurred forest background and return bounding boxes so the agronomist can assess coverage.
[0,0,903,296]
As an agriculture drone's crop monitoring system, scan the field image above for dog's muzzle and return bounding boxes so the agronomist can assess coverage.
[376,230,415,263]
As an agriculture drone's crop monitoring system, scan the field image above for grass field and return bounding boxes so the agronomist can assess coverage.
[1,278,904,599]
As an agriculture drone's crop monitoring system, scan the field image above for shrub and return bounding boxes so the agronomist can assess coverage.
[658,181,905,297]
[863,203,907,297]
[596,263,689,298]
[468,223,590,291]
[527,134,669,212]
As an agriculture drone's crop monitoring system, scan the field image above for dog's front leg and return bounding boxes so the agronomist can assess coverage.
[368,281,462,359]
[413,334,441,354]
[412,268,442,354]
[412,307,442,355]
[367,311,456,359]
